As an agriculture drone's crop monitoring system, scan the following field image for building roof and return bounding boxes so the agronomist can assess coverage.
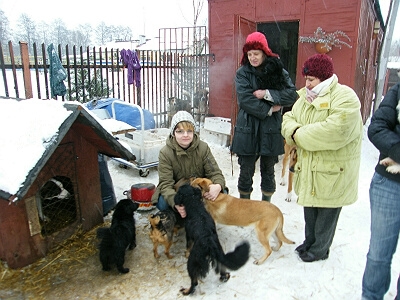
[0,99,135,202]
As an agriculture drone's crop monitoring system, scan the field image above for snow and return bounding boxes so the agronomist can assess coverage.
[0,99,72,194]
[0,98,398,299]
[388,61,400,69]
[103,124,400,299]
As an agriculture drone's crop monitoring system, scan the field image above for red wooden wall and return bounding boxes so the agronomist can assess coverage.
[208,0,382,123]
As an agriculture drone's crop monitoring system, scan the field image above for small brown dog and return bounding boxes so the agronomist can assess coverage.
[280,140,297,202]
[191,178,295,265]
[380,157,400,174]
[148,208,184,259]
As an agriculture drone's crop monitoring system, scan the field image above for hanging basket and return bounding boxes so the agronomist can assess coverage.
[314,42,330,54]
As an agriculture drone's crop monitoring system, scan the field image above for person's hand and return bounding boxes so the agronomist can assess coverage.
[203,184,222,201]
[271,105,282,112]
[175,204,186,218]
[252,89,265,99]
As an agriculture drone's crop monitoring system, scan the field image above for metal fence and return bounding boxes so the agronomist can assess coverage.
[0,39,210,128]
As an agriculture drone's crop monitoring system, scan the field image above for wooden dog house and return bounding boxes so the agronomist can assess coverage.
[0,101,135,269]
[207,0,385,124]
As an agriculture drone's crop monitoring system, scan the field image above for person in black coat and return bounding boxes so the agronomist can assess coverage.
[362,82,400,300]
[231,32,297,201]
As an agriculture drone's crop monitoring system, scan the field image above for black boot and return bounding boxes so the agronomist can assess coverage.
[239,191,251,199]
[261,191,273,202]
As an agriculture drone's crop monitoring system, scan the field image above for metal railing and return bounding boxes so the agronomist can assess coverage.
[0,41,210,128]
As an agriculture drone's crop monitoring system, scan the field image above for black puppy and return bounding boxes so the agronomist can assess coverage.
[97,199,139,273]
[174,184,250,295]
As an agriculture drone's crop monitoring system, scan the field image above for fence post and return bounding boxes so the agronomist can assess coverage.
[20,41,33,99]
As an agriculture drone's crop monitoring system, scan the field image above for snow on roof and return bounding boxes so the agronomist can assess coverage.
[388,61,400,69]
[0,99,73,195]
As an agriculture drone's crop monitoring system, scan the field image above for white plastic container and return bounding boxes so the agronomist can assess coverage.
[116,128,169,165]
[200,128,231,147]
[204,117,232,135]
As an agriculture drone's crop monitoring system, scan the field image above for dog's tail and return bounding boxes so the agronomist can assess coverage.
[217,241,250,270]
[276,218,295,245]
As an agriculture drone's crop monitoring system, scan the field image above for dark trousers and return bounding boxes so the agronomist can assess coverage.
[303,206,342,257]
[237,155,278,193]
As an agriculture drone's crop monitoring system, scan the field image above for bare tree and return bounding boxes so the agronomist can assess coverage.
[16,13,37,51]
[191,0,207,55]
[74,24,92,48]
[37,21,50,46]
[71,29,91,48]
[192,0,205,28]
[50,18,70,47]
[110,25,133,42]
[0,9,11,46]
[94,22,112,46]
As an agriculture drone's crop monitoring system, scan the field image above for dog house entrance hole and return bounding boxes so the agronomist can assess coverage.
[37,176,77,236]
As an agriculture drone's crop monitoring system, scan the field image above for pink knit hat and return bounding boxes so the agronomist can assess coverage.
[241,32,279,65]
[302,54,334,81]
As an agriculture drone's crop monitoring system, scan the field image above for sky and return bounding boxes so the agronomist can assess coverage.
[1,0,399,40]
[0,97,398,299]
[0,0,208,39]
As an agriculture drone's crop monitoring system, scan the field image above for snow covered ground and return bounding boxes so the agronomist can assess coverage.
[94,122,398,300]
[1,115,398,299]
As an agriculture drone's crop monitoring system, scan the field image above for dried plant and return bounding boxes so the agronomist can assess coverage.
[299,27,352,51]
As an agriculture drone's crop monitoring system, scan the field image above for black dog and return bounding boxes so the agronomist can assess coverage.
[174,184,250,295]
[97,199,139,273]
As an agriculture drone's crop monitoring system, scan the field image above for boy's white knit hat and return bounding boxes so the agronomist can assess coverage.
[170,111,195,136]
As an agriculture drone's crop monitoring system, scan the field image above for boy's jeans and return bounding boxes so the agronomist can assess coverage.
[362,173,400,300]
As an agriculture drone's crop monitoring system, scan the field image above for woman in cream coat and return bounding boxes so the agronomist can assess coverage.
[282,54,363,262]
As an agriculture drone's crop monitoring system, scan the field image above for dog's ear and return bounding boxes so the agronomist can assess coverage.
[191,178,211,192]
[190,178,200,188]
[148,215,160,227]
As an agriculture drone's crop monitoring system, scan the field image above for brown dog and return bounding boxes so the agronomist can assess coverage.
[167,95,192,127]
[192,88,209,123]
[280,140,297,202]
[148,208,184,259]
[191,178,295,265]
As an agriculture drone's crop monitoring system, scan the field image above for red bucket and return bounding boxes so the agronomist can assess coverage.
[131,183,155,203]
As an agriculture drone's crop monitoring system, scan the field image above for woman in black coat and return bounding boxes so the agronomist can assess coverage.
[231,32,297,201]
